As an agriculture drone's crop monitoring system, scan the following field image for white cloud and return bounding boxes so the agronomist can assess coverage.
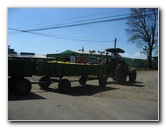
[120,52,147,59]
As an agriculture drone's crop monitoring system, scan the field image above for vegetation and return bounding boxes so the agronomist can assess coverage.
[126,8,158,68]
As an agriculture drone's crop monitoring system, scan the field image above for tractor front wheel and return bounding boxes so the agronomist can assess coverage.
[129,69,137,82]
[99,76,107,87]
[115,63,127,84]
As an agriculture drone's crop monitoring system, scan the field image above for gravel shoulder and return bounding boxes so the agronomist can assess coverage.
[8,70,159,121]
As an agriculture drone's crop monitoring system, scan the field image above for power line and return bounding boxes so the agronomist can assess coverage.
[10,12,155,32]
[8,13,129,35]
[8,12,157,43]
[8,14,131,42]
[9,13,130,34]
[9,8,128,31]
[26,13,130,31]
[8,28,115,43]
[10,16,129,32]
[8,28,134,45]
[8,13,130,36]
[118,41,134,46]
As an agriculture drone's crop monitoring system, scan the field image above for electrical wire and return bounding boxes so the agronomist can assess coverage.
[9,12,155,33]
[25,13,130,31]
[8,28,115,43]
[18,15,130,32]
[8,12,157,43]
[9,8,127,32]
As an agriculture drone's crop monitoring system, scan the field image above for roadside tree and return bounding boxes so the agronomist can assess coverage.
[126,8,158,68]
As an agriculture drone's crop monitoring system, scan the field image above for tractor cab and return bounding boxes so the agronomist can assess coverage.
[105,48,125,54]
[105,48,125,64]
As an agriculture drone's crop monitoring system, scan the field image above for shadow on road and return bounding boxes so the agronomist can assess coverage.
[125,81,145,87]
[52,84,118,96]
[8,91,46,101]
[107,81,145,87]
[33,80,144,97]
[68,84,117,96]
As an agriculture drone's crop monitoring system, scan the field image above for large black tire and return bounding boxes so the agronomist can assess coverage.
[8,77,17,91]
[129,69,137,82]
[15,78,32,95]
[99,77,107,87]
[58,79,71,93]
[115,63,127,84]
[79,76,87,85]
[39,76,51,89]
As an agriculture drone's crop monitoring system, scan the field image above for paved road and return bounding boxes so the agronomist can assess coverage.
[8,70,158,121]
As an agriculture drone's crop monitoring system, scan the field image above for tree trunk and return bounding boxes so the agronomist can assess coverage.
[148,46,153,69]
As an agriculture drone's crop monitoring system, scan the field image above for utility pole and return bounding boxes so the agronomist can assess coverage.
[82,46,84,53]
[114,38,117,48]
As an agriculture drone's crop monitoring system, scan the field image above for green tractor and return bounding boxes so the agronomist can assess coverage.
[105,48,137,84]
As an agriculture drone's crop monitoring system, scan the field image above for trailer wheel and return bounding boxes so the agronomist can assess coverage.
[15,78,32,95]
[58,79,71,93]
[99,77,107,87]
[79,76,87,85]
[39,76,51,89]
[8,77,17,91]
[129,69,137,82]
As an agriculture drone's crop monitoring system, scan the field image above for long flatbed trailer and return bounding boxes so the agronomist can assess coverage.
[8,59,109,95]
[38,62,108,76]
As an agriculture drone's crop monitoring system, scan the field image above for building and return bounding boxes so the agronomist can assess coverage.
[47,49,147,68]
[8,45,17,55]
[8,45,46,60]
[47,50,106,64]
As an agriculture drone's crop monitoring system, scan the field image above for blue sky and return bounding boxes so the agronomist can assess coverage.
[8,8,147,59]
